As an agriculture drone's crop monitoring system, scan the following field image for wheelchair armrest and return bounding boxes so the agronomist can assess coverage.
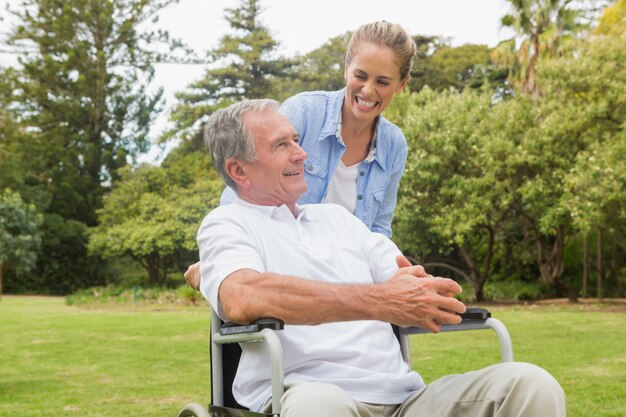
[400,307,491,335]
[460,306,491,320]
[399,307,514,363]
[220,317,284,336]
[211,315,285,414]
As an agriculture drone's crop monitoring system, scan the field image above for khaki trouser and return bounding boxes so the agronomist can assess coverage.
[269,362,566,417]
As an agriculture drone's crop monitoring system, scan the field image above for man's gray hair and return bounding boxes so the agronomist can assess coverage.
[204,99,280,190]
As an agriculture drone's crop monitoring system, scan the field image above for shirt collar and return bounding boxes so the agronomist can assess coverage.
[319,88,346,140]
[233,196,317,222]
[370,117,388,170]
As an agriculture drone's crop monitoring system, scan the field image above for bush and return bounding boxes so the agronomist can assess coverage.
[483,280,553,302]
[65,284,204,306]
[457,280,554,303]
[177,285,203,305]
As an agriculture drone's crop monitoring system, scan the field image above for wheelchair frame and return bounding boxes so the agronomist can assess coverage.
[177,307,513,417]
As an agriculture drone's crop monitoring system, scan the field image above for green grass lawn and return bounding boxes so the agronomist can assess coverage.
[409,304,626,417]
[1,296,212,417]
[1,297,625,417]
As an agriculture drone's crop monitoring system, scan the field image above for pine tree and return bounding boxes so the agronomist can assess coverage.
[167,0,293,148]
[2,0,181,292]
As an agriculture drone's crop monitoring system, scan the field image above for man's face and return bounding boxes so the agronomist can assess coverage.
[237,109,308,207]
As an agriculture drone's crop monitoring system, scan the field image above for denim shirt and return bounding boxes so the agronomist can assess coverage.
[221,89,408,238]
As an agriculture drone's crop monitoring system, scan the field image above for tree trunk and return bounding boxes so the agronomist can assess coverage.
[582,232,588,298]
[612,234,623,295]
[458,244,485,302]
[524,33,541,97]
[145,252,162,286]
[537,226,566,292]
[596,228,603,299]
[157,255,166,286]
[474,282,485,303]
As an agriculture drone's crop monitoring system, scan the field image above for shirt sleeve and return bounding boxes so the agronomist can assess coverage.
[197,210,265,320]
[366,231,403,283]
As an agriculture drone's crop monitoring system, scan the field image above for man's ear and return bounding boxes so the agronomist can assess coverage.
[225,159,251,190]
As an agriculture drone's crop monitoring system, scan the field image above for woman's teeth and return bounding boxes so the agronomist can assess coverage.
[357,97,376,108]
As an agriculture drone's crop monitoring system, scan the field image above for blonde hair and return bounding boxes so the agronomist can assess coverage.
[345,21,417,81]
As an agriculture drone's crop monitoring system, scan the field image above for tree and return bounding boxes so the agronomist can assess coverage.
[273,32,351,100]
[389,37,626,300]
[89,153,223,285]
[409,40,508,94]
[594,0,626,36]
[386,3,625,301]
[0,67,52,213]
[4,0,176,224]
[549,40,626,232]
[0,189,42,299]
[167,0,293,148]
[388,88,525,301]
[499,0,585,96]
[2,0,181,292]
[496,24,626,298]
[542,30,626,297]
[0,69,25,194]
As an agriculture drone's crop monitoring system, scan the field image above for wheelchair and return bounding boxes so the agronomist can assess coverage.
[177,307,514,417]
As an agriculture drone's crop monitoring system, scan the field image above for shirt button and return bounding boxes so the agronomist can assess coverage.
[359,171,365,176]
[306,165,313,172]
[357,195,363,200]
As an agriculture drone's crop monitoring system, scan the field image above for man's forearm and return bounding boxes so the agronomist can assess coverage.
[219,266,465,331]
[220,269,382,324]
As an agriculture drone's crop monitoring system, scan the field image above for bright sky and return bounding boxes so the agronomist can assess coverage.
[0,0,515,162]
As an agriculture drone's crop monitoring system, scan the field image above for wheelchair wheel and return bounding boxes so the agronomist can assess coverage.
[177,402,211,417]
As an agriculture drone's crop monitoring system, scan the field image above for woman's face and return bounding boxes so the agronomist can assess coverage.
[343,42,407,124]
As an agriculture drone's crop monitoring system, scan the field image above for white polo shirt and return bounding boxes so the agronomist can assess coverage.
[198,197,425,411]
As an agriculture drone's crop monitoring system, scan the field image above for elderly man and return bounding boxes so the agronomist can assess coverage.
[197,99,566,417]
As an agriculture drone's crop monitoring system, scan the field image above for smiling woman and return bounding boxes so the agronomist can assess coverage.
[278,21,416,237]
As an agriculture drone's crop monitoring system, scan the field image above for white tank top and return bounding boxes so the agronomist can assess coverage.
[322,160,359,213]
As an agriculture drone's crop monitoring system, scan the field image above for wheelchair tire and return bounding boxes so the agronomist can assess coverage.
[177,402,211,417]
